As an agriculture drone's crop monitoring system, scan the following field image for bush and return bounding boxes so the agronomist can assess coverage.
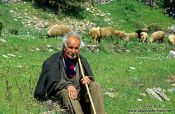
[162,0,175,7]
[33,0,88,18]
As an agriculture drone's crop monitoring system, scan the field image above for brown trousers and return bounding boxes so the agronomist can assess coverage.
[55,82,105,114]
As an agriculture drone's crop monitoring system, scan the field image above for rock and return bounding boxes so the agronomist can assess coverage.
[104,92,116,98]
[146,88,163,101]
[86,45,100,52]
[146,88,170,101]
[2,0,21,3]
[104,88,117,98]
[171,84,175,86]
[7,54,16,57]
[0,38,6,43]
[129,66,136,70]
[137,98,143,102]
[2,55,10,59]
[167,88,175,93]
[167,75,175,83]
[140,93,146,96]
[153,88,170,101]
[96,0,113,4]
[168,25,175,33]
[169,50,175,58]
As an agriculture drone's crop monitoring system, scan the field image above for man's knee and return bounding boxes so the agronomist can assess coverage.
[89,82,102,91]
[55,89,68,98]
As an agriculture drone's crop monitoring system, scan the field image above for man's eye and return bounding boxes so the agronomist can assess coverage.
[68,47,79,50]
[68,47,73,49]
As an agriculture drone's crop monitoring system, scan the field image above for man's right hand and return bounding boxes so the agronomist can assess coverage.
[67,85,78,100]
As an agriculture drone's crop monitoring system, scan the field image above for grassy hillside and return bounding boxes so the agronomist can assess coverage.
[0,0,175,114]
[84,0,174,31]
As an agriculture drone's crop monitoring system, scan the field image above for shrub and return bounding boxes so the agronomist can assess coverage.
[33,0,88,18]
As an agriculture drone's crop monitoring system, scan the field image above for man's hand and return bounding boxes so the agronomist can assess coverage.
[81,76,91,85]
[67,85,78,100]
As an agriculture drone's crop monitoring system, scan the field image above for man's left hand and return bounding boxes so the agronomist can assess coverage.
[80,76,91,85]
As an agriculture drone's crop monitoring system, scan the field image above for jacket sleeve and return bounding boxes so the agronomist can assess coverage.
[34,61,49,101]
[81,56,95,81]
[34,52,63,101]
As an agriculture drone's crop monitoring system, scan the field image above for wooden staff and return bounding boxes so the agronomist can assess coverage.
[78,55,97,114]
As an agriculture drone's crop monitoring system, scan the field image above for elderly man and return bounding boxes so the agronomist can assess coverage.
[34,32,105,114]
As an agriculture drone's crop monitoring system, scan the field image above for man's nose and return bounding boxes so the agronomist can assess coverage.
[71,48,76,53]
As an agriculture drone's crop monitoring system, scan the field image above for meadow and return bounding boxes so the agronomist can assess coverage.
[0,0,175,114]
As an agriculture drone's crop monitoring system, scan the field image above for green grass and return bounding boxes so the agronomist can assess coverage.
[0,36,62,113]
[1,35,175,114]
[94,0,174,31]
[0,0,175,114]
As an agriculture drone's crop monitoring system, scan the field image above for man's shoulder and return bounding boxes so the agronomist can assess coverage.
[79,54,88,64]
[44,51,62,64]
[79,54,85,59]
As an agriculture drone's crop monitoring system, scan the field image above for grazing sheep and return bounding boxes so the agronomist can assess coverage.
[168,34,175,45]
[149,31,165,43]
[89,26,116,44]
[89,27,101,44]
[125,32,138,41]
[140,32,148,43]
[100,26,116,37]
[47,24,71,37]
[135,28,149,41]
[114,30,128,40]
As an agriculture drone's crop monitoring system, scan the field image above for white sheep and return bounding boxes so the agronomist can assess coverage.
[47,24,71,37]
[149,31,165,43]
[168,34,175,45]
[135,28,149,42]
[140,32,148,43]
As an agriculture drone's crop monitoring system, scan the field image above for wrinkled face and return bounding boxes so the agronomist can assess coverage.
[64,36,81,59]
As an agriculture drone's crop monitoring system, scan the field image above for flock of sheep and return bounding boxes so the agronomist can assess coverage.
[89,26,175,45]
[46,24,175,45]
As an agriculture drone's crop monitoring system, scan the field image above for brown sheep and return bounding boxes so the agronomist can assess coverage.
[149,31,165,43]
[140,32,148,43]
[125,32,138,41]
[114,30,128,41]
[47,24,71,37]
[89,26,116,44]
[89,27,101,44]
[100,27,116,37]
[168,34,175,45]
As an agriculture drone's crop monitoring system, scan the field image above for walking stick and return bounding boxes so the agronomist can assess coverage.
[78,55,97,114]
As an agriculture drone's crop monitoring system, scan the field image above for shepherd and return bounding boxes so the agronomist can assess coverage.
[34,32,105,114]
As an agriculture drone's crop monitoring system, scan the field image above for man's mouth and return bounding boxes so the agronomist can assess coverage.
[67,53,77,59]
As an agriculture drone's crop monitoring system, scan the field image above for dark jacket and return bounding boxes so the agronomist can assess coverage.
[34,51,94,101]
